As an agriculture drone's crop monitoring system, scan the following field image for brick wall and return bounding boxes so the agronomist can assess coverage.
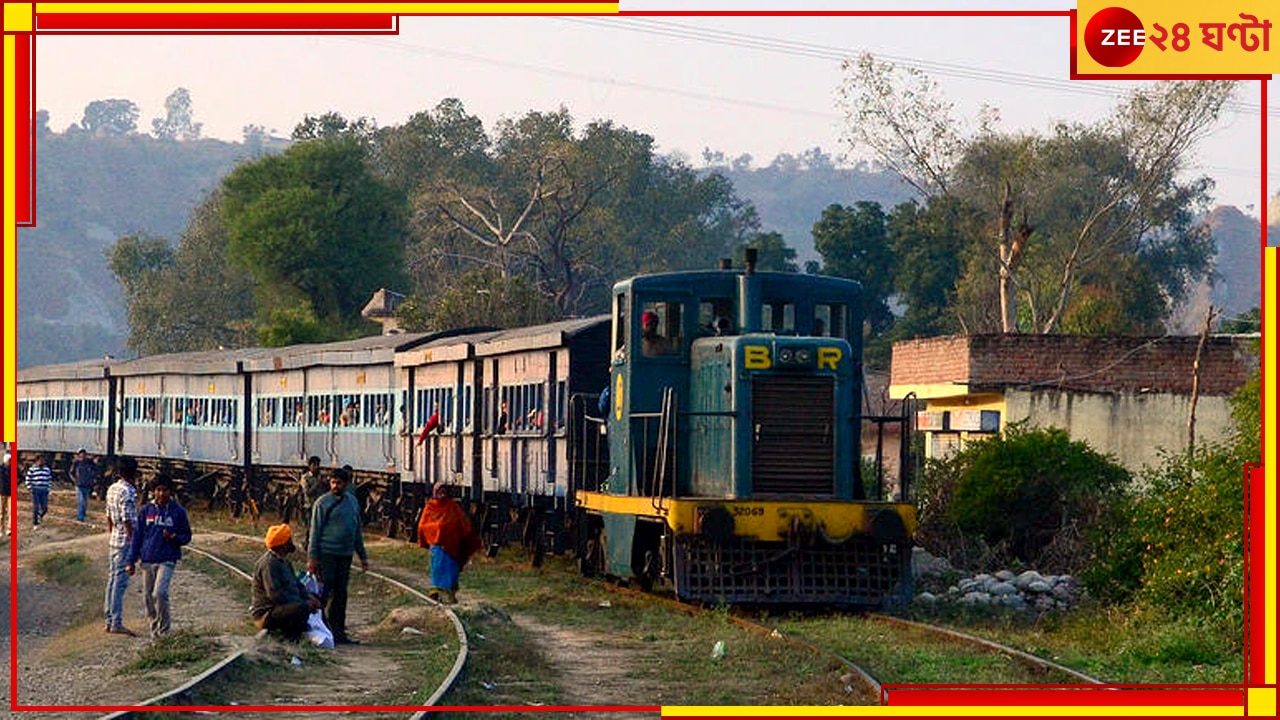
[892,334,1258,395]
[889,336,972,387]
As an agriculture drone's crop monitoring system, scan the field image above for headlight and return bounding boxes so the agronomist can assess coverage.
[779,348,794,363]
[796,349,812,363]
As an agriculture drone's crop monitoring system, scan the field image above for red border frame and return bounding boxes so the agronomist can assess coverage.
[5,5,1268,714]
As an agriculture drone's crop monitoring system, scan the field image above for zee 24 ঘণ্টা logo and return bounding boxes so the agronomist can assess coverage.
[1083,6,1271,67]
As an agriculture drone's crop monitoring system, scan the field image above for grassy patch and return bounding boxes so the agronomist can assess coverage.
[935,601,1244,685]
[119,630,223,673]
[32,551,95,585]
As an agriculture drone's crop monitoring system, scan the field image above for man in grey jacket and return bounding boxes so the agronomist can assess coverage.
[307,466,368,645]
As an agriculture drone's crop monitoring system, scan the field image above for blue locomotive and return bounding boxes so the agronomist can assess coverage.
[577,254,916,606]
[16,257,915,607]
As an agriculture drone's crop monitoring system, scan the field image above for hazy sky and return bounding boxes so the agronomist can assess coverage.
[33,7,1277,217]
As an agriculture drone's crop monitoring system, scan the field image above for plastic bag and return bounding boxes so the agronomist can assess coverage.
[306,609,334,648]
[299,571,323,597]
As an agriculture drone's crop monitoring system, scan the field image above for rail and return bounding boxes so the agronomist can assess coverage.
[15,507,468,717]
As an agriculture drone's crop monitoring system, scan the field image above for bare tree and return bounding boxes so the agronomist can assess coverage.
[838,56,1235,334]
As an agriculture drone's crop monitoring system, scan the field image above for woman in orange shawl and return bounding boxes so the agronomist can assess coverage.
[417,484,481,604]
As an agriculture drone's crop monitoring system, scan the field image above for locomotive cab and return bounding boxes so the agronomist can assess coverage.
[576,263,917,607]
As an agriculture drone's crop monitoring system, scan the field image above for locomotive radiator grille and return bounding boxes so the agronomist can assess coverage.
[751,376,835,495]
[672,535,912,607]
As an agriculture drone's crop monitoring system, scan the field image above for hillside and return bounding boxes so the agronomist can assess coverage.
[17,133,253,367]
[714,162,917,263]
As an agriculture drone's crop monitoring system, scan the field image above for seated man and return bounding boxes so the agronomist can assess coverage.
[640,311,673,356]
[250,524,320,641]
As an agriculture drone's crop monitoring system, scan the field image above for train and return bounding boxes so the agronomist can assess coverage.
[16,257,918,607]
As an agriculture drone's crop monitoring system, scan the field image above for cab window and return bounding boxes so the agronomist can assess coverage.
[639,301,682,357]
[699,298,735,336]
[613,293,629,357]
[813,303,848,339]
[761,301,795,334]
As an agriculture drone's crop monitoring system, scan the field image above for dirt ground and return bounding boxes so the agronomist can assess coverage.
[4,492,663,718]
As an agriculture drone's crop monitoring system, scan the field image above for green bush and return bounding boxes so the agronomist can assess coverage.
[1084,368,1255,634]
[916,424,1129,573]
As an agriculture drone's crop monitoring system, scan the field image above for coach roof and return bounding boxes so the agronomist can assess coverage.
[17,357,115,382]
[108,347,274,377]
[472,315,609,357]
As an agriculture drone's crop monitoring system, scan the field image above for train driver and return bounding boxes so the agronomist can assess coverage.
[640,311,673,357]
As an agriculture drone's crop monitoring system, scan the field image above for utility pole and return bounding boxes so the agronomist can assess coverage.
[1188,305,1220,460]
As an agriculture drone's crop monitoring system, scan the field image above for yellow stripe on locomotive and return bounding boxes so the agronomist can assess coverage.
[575,492,916,544]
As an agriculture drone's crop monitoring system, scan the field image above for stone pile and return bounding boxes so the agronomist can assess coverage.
[911,548,1082,612]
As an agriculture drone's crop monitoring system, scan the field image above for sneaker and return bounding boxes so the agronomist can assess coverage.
[105,626,137,636]
[33,524,40,530]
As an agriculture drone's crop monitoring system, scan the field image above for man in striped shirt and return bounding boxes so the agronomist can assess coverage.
[104,455,139,635]
[23,453,53,529]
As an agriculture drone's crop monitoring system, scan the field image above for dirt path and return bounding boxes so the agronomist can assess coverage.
[508,612,667,711]
[6,522,253,715]
[5,497,452,717]
[5,495,680,717]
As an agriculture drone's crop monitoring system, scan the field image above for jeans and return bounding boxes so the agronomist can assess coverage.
[30,488,49,526]
[317,553,353,640]
[104,545,131,630]
[76,485,93,522]
[142,561,176,636]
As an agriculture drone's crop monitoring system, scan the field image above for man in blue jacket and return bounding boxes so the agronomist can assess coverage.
[126,476,192,638]
[70,448,100,522]
[307,465,368,645]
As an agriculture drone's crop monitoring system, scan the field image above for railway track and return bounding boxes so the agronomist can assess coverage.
[11,502,466,717]
[569,568,1108,703]
[14,491,1109,711]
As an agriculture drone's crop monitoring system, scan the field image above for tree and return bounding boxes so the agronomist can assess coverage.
[404,103,756,319]
[81,98,140,136]
[398,267,557,332]
[292,112,375,142]
[242,125,269,156]
[837,53,974,198]
[886,196,976,338]
[811,202,897,333]
[151,87,202,141]
[732,231,798,272]
[838,55,1235,334]
[106,193,257,356]
[108,233,173,301]
[221,137,409,344]
[1219,307,1260,334]
[372,98,491,197]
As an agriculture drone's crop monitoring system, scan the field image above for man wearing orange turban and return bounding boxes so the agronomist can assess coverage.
[417,484,482,604]
[250,524,320,640]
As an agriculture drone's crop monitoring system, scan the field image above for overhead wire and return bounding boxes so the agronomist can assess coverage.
[342,18,1275,186]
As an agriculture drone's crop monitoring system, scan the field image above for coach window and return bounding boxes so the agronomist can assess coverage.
[553,380,567,432]
[257,398,275,427]
[761,300,796,334]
